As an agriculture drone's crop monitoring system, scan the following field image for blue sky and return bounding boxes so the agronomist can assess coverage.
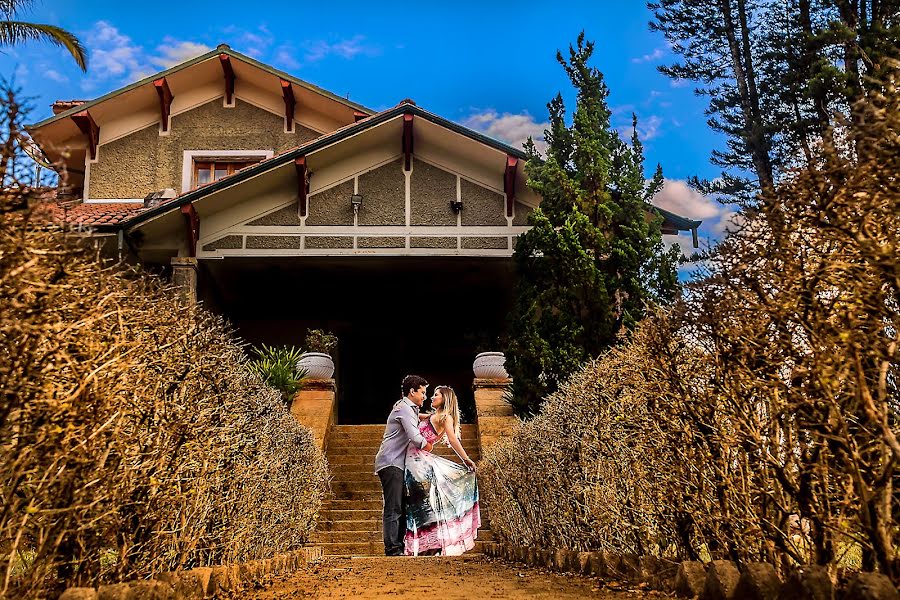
[0,0,736,257]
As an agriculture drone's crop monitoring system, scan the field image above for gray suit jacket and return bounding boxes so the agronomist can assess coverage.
[374,397,428,473]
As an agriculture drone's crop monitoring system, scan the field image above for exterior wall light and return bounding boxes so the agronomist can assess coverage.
[450,199,463,214]
[351,193,363,216]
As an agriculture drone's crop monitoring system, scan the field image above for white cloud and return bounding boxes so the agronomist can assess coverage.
[273,44,300,70]
[85,21,142,80]
[304,35,379,63]
[45,69,68,83]
[462,110,549,155]
[80,22,211,91]
[653,179,722,221]
[151,39,211,69]
[617,114,663,142]
[632,47,666,63]
[670,78,690,88]
[712,209,745,237]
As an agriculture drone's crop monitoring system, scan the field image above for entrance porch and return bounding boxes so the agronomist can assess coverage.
[197,255,516,424]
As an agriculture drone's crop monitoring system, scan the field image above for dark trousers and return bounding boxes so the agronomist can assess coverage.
[378,466,406,556]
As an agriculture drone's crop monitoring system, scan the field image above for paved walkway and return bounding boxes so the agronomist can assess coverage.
[244,555,664,599]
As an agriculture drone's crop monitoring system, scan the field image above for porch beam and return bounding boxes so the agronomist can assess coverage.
[219,53,235,104]
[295,156,308,217]
[402,113,414,171]
[503,155,518,217]
[153,77,174,132]
[71,110,99,161]
[280,78,295,132]
[180,203,200,257]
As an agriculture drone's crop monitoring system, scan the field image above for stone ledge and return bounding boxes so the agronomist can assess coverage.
[58,546,324,600]
[481,542,900,600]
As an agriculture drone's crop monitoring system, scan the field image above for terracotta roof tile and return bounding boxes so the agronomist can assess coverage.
[40,201,146,227]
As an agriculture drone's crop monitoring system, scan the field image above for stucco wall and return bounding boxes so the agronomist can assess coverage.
[410,160,457,226]
[358,236,405,248]
[461,178,506,226]
[89,98,319,199]
[202,234,243,251]
[462,237,509,250]
[412,237,457,249]
[357,159,405,226]
[246,236,304,249]
[512,201,533,226]
[306,181,354,226]
[247,202,302,226]
[306,236,353,249]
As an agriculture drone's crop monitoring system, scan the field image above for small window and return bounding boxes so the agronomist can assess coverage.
[192,159,258,189]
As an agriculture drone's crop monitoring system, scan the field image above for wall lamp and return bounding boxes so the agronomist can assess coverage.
[450,199,463,214]
[351,193,363,216]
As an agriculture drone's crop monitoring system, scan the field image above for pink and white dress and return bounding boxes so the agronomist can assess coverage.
[404,419,481,556]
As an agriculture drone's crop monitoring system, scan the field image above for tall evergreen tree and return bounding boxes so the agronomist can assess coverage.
[505,33,681,416]
[648,0,900,205]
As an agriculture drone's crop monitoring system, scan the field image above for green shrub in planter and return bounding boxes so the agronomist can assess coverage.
[247,344,308,403]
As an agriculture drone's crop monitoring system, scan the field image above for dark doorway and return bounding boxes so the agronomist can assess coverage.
[200,256,515,424]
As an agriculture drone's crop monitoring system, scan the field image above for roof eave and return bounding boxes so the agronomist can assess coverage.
[27,45,376,131]
[119,104,528,231]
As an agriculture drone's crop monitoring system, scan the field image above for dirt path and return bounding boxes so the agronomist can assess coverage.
[242,555,667,599]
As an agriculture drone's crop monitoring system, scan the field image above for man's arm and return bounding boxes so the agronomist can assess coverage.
[396,405,430,450]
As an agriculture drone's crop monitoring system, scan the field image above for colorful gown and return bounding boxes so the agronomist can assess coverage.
[404,418,481,556]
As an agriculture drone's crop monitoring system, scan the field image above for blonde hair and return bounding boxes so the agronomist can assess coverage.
[434,386,461,442]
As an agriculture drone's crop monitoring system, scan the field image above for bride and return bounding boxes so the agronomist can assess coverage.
[404,385,480,556]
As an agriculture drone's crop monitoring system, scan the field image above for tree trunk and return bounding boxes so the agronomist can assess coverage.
[720,0,775,196]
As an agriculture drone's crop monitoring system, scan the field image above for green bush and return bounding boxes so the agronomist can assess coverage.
[247,344,307,403]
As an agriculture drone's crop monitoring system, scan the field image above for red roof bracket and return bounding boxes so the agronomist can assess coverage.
[180,203,200,257]
[295,156,308,218]
[153,77,174,132]
[219,54,235,104]
[503,155,518,217]
[280,79,296,132]
[402,113,414,171]
[353,110,368,122]
[71,110,99,161]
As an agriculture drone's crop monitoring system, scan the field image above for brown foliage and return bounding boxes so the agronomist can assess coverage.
[0,95,328,597]
[482,67,899,579]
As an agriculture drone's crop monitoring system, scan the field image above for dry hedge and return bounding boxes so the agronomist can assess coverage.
[0,200,329,598]
[481,67,899,579]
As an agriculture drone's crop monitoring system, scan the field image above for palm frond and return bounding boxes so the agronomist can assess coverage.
[0,22,87,71]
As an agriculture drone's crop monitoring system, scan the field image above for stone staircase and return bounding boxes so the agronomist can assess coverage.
[313,424,492,555]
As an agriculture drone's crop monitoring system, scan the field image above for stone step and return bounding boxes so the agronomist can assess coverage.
[319,509,381,521]
[317,540,489,556]
[326,454,480,466]
[326,445,480,457]
[330,425,478,435]
[324,499,383,510]
[312,529,493,543]
[319,509,491,525]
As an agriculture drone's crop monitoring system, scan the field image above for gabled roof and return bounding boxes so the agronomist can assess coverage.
[116,102,531,231]
[29,44,374,129]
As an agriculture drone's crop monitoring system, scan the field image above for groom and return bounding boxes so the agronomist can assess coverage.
[374,374,434,556]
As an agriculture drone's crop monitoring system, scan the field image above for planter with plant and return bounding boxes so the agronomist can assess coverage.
[298,328,338,379]
[247,344,307,403]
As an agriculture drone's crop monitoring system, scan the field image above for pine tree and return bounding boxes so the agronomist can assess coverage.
[505,33,681,416]
[649,0,900,205]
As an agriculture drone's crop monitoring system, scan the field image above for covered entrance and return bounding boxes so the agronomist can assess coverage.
[199,256,516,423]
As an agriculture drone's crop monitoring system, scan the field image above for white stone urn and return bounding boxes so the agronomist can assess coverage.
[298,352,334,379]
[472,352,509,379]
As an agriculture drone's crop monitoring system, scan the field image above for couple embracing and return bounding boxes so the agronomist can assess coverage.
[373,375,481,556]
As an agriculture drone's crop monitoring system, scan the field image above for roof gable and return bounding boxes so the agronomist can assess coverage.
[30,44,373,131]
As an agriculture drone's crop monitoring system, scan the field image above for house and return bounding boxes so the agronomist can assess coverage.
[28,44,701,425]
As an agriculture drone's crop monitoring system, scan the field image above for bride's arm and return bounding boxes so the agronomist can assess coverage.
[443,417,476,472]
